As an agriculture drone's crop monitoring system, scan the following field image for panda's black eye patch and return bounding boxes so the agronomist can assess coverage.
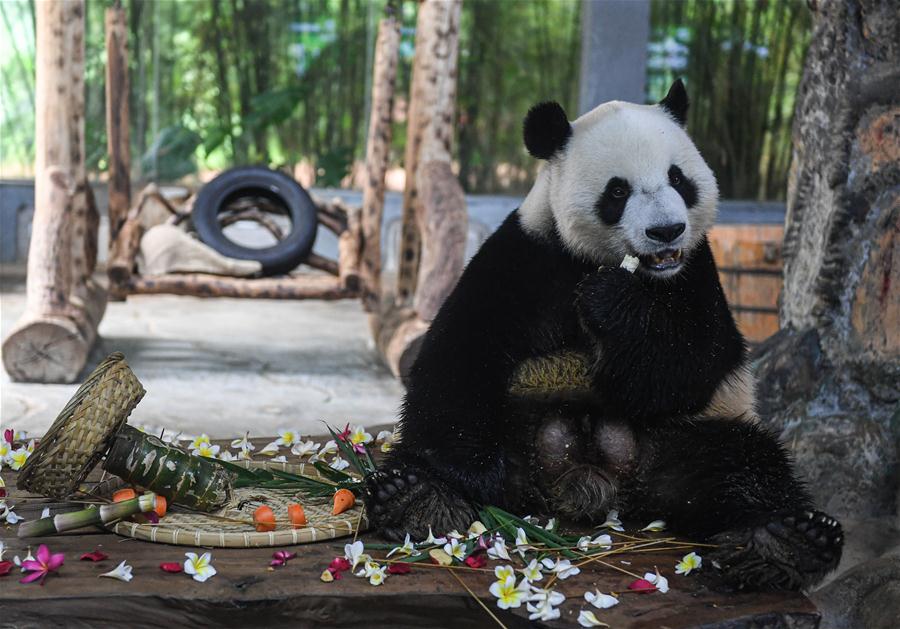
[668,165,698,208]
[596,177,631,225]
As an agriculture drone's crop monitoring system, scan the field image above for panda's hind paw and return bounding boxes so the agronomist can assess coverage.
[364,466,477,543]
[706,509,843,591]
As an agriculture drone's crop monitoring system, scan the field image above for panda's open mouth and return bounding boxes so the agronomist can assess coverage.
[639,248,683,271]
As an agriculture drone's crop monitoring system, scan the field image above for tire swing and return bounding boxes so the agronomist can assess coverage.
[192,166,318,276]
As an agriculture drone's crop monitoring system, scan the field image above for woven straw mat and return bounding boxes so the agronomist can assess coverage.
[104,460,369,547]
[17,352,146,499]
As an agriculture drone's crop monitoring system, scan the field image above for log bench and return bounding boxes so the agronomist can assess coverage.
[0,436,820,628]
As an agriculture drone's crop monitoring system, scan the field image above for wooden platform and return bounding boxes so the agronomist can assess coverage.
[1,436,820,628]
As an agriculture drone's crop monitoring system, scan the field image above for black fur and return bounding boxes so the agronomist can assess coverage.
[367,211,842,590]
[523,101,572,159]
[659,78,689,126]
[596,177,632,225]
[668,164,698,208]
[575,240,746,419]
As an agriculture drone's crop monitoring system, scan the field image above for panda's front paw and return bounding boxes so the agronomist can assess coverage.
[705,509,843,591]
[364,466,478,542]
[575,266,645,335]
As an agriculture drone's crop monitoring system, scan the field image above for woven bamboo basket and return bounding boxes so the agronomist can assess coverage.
[102,459,369,547]
[17,352,146,499]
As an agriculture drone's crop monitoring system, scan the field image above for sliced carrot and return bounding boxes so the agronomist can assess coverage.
[253,505,276,532]
[153,495,167,518]
[287,503,307,528]
[332,488,355,515]
[112,488,137,503]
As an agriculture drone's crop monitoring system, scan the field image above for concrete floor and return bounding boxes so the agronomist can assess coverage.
[0,281,404,438]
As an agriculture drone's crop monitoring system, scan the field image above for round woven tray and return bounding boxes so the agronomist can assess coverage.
[103,460,369,547]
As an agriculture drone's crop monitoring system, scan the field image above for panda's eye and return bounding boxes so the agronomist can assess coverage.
[668,165,683,187]
[611,186,628,199]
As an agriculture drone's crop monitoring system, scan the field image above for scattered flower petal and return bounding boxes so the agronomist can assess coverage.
[387,533,419,558]
[420,526,447,546]
[578,610,611,627]
[467,521,487,538]
[577,534,613,551]
[526,587,565,621]
[230,433,255,451]
[270,551,297,567]
[387,562,412,575]
[519,558,544,583]
[429,548,453,566]
[329,456,350,471]
[344,541,367,570]
[290,440,320,458]
[487,536,511,561]
[160,562,183,573]
[464,554,487,569]
[328,556,351,574]
[599,510,624,532]
[645,570,669,593]
[80,550,109,562]
[541,557,581,580]
[320,569,335,582]
[628,578,656,593]
[514,528,535,557]
[99,560,133,582]
[0,561,12,577]
[641,519,666,532]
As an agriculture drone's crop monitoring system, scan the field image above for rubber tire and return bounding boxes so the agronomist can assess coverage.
[192,166,318,276]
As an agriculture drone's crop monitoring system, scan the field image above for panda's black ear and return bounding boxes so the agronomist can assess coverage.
[659,79,689,126]
[523,101,572,160]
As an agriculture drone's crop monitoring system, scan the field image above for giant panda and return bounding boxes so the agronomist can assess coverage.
[366,80,843,591]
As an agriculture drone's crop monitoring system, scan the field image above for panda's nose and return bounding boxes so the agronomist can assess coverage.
[645,223,685,243]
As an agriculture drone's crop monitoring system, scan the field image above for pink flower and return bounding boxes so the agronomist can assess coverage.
[337,423,351,442]
[0,561,13,576]
[159,562,183,573]
[464,554,487,569]
[353,443,367,455]
[328,556,351,573]
[387,563,411,575]
[20,544,64,585]
[627,578,656,593]
[270,551,297,567]
[3,429,12,444]
[80,550,109,562]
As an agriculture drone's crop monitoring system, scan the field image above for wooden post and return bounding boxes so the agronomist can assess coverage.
[2,0,106,383]
[105,4,131,243]
[376,0,466,378]
[360,14,400,312]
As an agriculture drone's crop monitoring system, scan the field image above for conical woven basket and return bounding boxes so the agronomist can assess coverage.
[101,460,369,547]
[17,352,146,499]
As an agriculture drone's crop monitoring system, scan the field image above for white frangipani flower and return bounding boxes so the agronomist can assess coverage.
[1,503,24,524]
[274,428,301,448]
[599,510,625,532]
[577,534,613,551]
[9,446,31,471]
[184,552,217,582]
[41,507,51,519]
[217,451,237,462]
[188,434,213,450]
[675,551,702,575]
[329,456,350,471]
[387,533,419,558]
[541,557,581,580]
[258,441,281,456]
[489,575,530,610]
[493,564,516,584]
[584,590,619,609]
[487,536,511,560]
[290,440,320,458]
[641,519,666,532]
[644,570,669,593]
[443,538,466,561]
[526,587,565,621]
[344,540,368,570]
[230,433,255,452]
[519,558,543,583]
[99,560,133,582]
[190,442,221,458]
[348,425,373,447]
[271,455,288,463]
[420,526,447,546]
[514,527,534,557]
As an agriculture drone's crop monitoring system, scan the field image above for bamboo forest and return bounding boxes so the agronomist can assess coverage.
[1,0,810,199]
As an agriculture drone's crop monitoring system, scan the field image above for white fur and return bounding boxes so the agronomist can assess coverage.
[520,101,719,269]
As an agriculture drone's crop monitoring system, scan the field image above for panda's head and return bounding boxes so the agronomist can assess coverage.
[519,80,717,278]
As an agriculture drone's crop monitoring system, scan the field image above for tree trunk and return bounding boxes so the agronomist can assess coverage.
[376,0,465,378]
[359,15,400,312]
[2,0,107,383]
[105,5,131,243]
[755,0,899,520]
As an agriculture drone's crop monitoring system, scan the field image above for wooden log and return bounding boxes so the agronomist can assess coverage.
[104,5,131,242]
[2,1,104,384]
[304,252,339,276]
[360,15,400,311]
[313,197,349,236]
[338,205,362,291]
[127,273,357,300]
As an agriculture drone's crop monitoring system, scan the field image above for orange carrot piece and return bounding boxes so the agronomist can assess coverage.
[253,505,276,532]
[112,488,137,503]
[332,489,355,515]
[287,503,307,528]
[153,495,167,518]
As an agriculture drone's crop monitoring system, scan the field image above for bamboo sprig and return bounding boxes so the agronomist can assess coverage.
[18,493,159,538]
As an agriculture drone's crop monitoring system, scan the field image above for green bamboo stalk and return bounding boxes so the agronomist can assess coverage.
[19,494,157,538]
[104,425,233,511]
